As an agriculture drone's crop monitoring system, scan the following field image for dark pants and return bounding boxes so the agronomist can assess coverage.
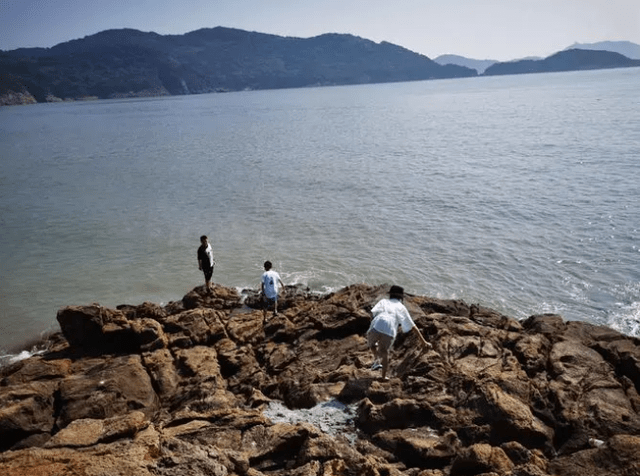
[202,265,214,282]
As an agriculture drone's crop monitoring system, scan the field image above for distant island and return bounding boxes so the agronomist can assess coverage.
[483,49,640,76]
[1,28,639,105]
[435,40,640,74]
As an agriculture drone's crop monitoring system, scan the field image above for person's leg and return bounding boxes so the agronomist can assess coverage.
[377,333,393,379]
[204,266,214,291]
[367,330,385,369]
[262,295,269,320]
[367,330,378,356]
[263,296,276,322]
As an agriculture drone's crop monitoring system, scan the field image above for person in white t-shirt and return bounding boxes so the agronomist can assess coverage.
[261,260,285,320]
[367,285,430,380]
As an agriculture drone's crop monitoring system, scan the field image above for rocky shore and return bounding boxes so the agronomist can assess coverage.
[2,283,640,475]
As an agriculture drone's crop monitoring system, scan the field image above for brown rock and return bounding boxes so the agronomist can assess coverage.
[372,428,459,470]
[182,283,242,310]
[549,434,640,476]
[0,381,58,450]
[450,443,514,475]
[2,283,640,475]
[45,411,148,448]
[56,355,159,428]
[471,382,554,449]
[162,308,228,347]
[56,305,167,353]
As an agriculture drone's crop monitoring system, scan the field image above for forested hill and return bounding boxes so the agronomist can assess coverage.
[0,27,476,103]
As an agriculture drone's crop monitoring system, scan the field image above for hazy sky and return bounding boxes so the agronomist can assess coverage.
[1,0,639,60]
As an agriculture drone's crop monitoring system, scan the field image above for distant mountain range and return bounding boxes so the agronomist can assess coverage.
[435,40,640,74]
[1,30,639,105]
[0,28,475,105]
[564,41,640,59]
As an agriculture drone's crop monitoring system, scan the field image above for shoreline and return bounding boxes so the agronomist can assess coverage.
[2,282,640,474]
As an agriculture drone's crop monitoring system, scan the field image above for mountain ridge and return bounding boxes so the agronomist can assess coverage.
[2,29,639,105]
[565,40,640,59]
[0,27,476,104]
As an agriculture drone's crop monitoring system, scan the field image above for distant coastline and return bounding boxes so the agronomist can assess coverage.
[2,28,639,105]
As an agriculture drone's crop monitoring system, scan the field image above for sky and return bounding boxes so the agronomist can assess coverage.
[1,0,639,61]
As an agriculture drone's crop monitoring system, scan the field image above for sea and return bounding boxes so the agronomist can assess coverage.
[1,67,639,360]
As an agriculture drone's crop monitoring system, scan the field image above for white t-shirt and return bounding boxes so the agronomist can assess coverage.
[261,270,282,300]
[368,298,416,340]
[204,243,215,268]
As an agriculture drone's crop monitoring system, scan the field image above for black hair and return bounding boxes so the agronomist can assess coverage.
[389,285,404,300]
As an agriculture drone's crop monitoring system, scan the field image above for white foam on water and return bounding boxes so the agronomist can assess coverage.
[608,301,640,338]
[0,348,45,368]
[263,399,358,442]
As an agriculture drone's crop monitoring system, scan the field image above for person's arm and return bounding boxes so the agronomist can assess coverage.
[412,326,431,349]
[399,303,430,349]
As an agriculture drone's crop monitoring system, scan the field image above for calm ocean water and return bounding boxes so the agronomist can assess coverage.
[1,67,639,356]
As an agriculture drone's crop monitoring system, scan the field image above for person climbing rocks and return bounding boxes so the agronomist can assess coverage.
[367,285,431,380]
[261,260,285,321]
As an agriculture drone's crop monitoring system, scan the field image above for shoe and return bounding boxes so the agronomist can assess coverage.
[371,362,382,371]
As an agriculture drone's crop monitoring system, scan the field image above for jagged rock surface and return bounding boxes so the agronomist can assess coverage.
[2,283,640,475]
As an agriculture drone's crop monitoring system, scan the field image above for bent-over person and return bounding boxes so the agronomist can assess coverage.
[367,285,430,380]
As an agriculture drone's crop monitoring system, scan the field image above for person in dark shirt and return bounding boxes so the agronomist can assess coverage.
[197,235,215,292]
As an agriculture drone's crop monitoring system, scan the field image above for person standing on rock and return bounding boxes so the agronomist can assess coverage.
[261,260,284,321]
[197,235,215,292]
[367,285,431,380]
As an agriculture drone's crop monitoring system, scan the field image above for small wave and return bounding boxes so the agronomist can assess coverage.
[0,348,45,368]
[608,301,640,337]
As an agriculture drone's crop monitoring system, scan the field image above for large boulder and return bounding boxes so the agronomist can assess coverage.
[56,305,167,353]
[56,355,159,428]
